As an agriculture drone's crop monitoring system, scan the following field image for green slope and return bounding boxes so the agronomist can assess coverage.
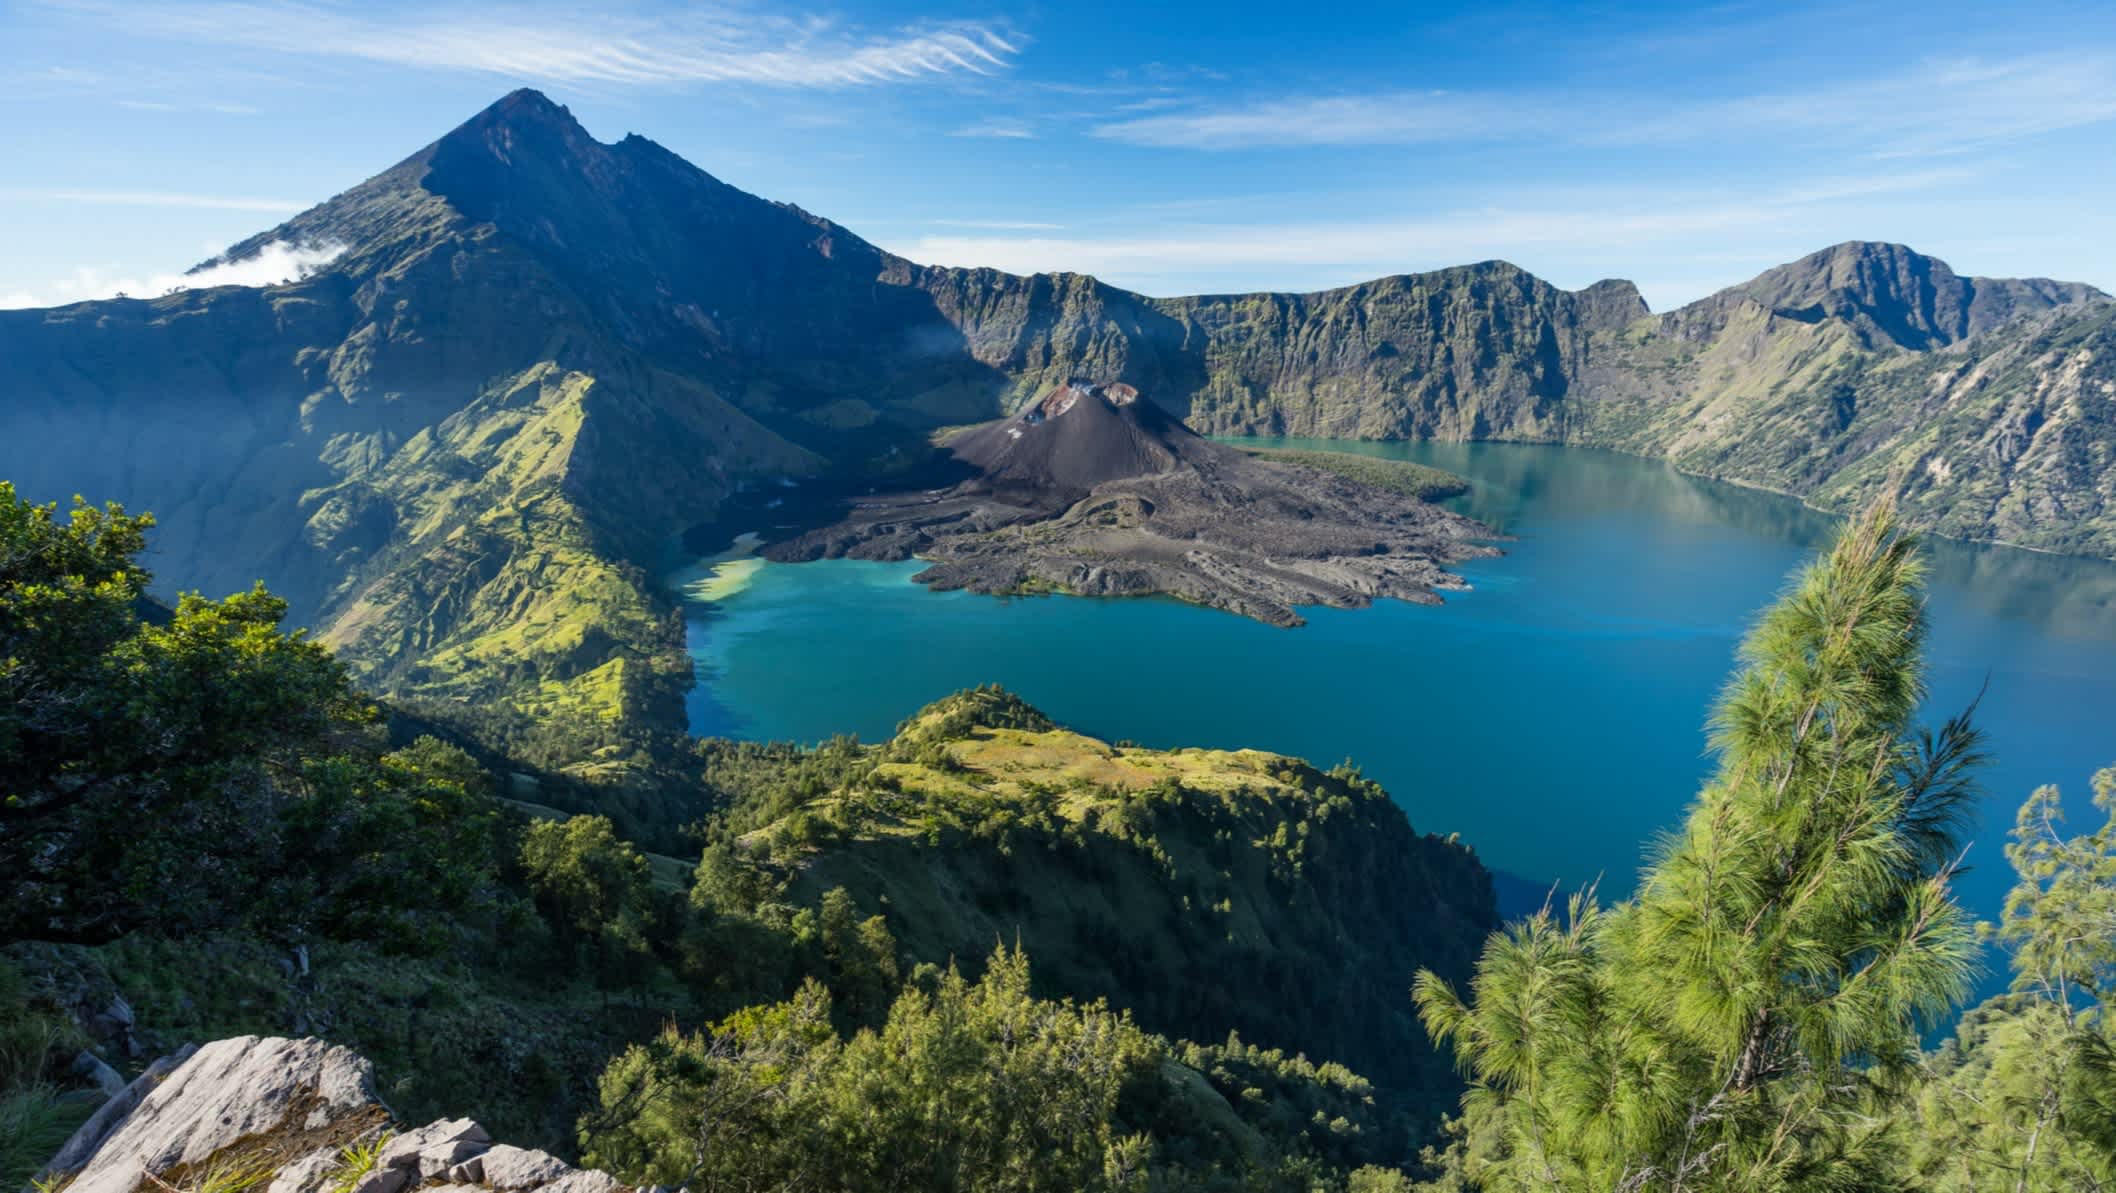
[722,688,1497,1118]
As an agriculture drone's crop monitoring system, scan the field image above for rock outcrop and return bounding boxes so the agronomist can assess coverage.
[40,1037,627,1193]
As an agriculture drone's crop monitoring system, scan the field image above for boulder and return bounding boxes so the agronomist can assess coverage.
[376,1117,493,1181]
[475,1144,573,1189]
[528,1171,622,1193]
[38,1037,630,1193]
[71,1049,129,1098]
[345,1168,410,1193]
[41,1047,197,1179]
[264,1148,345,1193]
[377,1118,490,1169]
[58,1037,384,1193]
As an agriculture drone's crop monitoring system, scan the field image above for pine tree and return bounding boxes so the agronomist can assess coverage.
[1416,499,1984,1191]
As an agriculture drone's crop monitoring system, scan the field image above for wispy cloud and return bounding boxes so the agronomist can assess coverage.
[115,98,259,114]
[59,1,1020,88]
[0,187,303,212]
[1631,53,2116,158]
[0,240,343,310]
[1096,91,1558,149]
[929,218,1065,230]
[949,118,1035,139]
[1093,52,2116,157]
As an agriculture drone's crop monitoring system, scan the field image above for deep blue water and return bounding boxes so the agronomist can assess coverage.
[682,440,2116,941]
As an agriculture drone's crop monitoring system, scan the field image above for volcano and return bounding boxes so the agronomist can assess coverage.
[766,381,1497,626]
[948,381,1199,498]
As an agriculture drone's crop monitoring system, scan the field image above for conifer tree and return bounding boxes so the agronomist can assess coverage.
[1416,499,1984,1190]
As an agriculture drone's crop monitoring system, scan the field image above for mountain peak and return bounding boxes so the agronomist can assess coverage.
[1701,241,2102,349]
[426,88,600,179]
[492,86,566,116]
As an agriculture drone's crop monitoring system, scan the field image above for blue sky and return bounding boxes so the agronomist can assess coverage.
[4,0,2115,310]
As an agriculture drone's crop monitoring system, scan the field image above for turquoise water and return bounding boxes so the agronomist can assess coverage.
[683,440,2116,931]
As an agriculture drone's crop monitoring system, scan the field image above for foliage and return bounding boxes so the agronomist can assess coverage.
[581,945,1160,1193]
[520,815,660,992]
[1238,449,1469,502]
[2,1084,91,1193]
[328,1132,390,1193]
[1906,764,2116,1190]
[0,482,501,947]
[692,688,1495,1117]
[1415,499,1985,1190]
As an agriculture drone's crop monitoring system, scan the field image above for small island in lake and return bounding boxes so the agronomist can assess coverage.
[764,380,1500,625]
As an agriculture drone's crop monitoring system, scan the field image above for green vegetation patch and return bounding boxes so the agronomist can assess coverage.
[1240,448,1470,501]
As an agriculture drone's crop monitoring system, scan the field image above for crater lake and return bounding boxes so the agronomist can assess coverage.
[682,441,2116,929]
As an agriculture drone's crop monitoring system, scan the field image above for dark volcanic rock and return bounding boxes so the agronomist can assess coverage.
[767,381,1499,626]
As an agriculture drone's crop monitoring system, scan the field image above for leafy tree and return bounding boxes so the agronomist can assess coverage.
[277,736,504,952]
[581,945,1157,1193]
[1,484,410,941]
[1908,764,2116,1190]
[520,814,658,990]
[1415,500,1985,1190]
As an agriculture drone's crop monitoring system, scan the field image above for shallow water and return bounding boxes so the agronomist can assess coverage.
[683,440,2116,934]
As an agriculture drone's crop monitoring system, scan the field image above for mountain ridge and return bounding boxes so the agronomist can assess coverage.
[4,88,2111,730]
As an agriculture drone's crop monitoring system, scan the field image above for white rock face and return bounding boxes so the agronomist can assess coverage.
[43,1037,634,1193]
[474,1145,572,1189]
[64,1037,381,1193]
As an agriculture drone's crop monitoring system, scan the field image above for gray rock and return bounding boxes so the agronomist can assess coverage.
[377,1118,489,1170]
[475,1145,571,1190]
[264,1147,344,1193]
[417,1140,492,1181]
[61,1037,383,1193]
[528,1171,622,1193]
[36,1036,630,1193]
[40,1046,196,1180]
[70,1050,128,1098]
[346,1168,410,1193]
[96,996,136,1030]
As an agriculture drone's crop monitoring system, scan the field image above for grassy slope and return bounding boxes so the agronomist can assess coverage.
[1239,448,1470,501]
[755,690,1496,1117]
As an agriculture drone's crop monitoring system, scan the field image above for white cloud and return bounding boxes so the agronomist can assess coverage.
[1096,91,1559,149]
[930,219,1066,230]
[65,1,1019,88]
[1629,53,2116,158]
[1092,52,2116,157]
[949,118,1035,139]
[0,240,343,310]
[0,187,304,212]
[115,98,259,114]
